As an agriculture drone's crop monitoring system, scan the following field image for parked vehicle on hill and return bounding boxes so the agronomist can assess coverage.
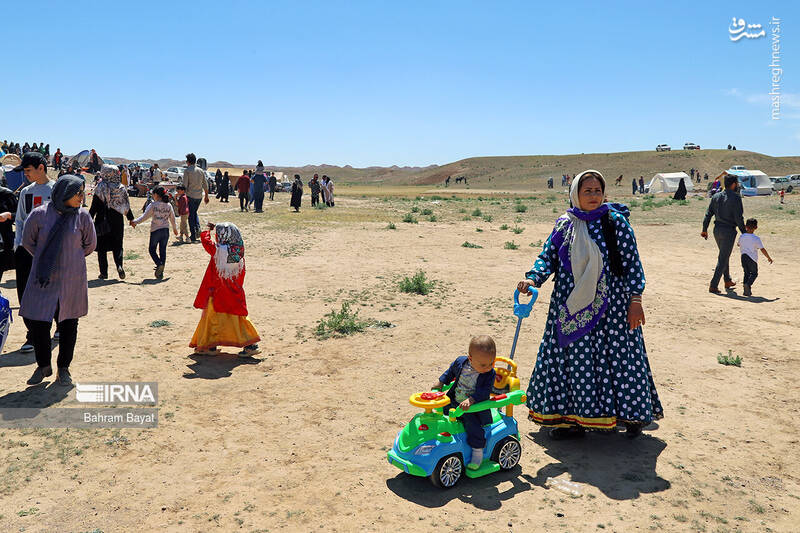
[102,158,116,165]
[683,142,700,150]
[165,166,186,180]
[770,176,793,192]
[656,144,671,152]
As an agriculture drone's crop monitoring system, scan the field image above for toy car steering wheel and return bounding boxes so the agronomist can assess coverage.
[409,391,450,413]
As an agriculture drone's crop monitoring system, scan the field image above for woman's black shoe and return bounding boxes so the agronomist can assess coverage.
[549,427,586,440]
[624,422,643,439]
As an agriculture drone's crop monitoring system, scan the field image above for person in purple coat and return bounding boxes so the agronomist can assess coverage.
[21,175,97,386]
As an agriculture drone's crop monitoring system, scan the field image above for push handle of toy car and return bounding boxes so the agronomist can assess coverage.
[508,288,537,363]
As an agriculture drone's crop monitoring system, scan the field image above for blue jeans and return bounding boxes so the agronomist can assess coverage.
[148,228,169,266]
[444,401,491,449]
[188,197,201,240]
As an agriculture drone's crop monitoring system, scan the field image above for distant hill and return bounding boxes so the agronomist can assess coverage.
[108,149,799,188]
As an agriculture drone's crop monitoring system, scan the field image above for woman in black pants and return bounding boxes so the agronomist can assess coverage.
[90,165,133,279]
[21,176,96,386]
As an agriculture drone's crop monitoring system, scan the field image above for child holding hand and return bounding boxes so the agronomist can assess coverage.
[432,335,497,470]
[131,186,177,279]
[738,218,773,297]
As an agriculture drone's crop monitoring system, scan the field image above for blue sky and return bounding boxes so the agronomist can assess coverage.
[4,1,797,166]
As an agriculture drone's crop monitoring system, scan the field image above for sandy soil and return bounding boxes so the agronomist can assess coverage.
[0,188,798,532]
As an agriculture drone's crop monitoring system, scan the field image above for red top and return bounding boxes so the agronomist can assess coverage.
[177,194,189,215]
[193,231,249,316]
[236,175,251,193]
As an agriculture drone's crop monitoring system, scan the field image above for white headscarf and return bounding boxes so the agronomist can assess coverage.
[564,170,606,315]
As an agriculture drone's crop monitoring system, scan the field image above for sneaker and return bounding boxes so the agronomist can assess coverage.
[624,422,643,439]
[155,264,164,279]
[19,343,34,353]
[53,331,60,342]
[743,284,752,297]
[98,272,108,280]
[238,344,261,357]
[27,366,53,385]
[117,265,126,279]
[56,368,72,386]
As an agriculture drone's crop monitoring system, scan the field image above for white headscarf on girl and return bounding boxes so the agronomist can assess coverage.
[564,170,606,315]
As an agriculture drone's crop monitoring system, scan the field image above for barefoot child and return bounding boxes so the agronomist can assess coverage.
[431,336,496,470]
[131,186,177,279]
[738,218,773,296]
[190,222,261,356]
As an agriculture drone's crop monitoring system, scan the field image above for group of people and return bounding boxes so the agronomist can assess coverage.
[233,168,335,213]
[1,140,51,160]
[0,149,263,387]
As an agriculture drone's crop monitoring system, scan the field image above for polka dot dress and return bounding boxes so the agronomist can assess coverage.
[525,211,663,430]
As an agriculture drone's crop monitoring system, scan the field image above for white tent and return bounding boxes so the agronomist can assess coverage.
[727,169,773,196]
[644,172,694,194]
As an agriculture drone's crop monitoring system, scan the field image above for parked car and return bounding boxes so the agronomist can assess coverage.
[656,144,671,152]
[770,176,793,192]
[788,174,800,187]
[164,166,186,180]
[102,158,116,165]
[683,142,700,150]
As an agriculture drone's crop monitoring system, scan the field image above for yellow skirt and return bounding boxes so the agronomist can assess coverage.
[190,298,260,350]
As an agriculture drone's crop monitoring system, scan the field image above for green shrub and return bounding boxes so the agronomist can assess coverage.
[504,241,519,250]
[411,206,419,213]
[421,208,433,215]
[386,222,396,230]
[471,208,482,217]
[462,241,483,249]
[717,350,742,367]
[315,302,369,339]
[398,271,435,295]
[482,215,493,222]
[402,213,418,224]
[511,226,524,234]
[499,224,509,230]
[149,320,171,328]
[514,203,528,213]
[475,228,483,232]
[427,215,437,222]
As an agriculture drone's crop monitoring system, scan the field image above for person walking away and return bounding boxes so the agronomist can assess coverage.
[290,174,303,212]
[323,175,334,207]
[309,174,321,206]
[131,186,178,279]
[631,178,637,195]
[268,172,277,201]
[236,171,251,211]
[701,174,746,293]
[252,169,267,212]
[247,170,255,210]
[190,222,261,356]
[181,153,209,243]
[672,178,687,201]
[176,185,190,242]
[14,152,55,352]
[737,218,773,297]
[0,183,17,283]
[21,175,96,385]
[90,165,133,279]
[638,176,644,194]
[221,171,230,202]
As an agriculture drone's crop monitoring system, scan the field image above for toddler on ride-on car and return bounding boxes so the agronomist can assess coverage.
[431,336,497,470]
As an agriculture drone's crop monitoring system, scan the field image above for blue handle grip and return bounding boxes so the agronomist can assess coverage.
[514,288,538,318]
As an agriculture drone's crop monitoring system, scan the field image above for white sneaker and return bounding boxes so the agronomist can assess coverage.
[20,343,34,353]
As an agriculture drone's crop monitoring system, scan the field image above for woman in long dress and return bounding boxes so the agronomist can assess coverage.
[90,165,133,279]
[517,170,662,439]
[290,174,303,212]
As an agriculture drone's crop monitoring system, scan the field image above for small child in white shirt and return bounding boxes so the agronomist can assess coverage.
[738,218,773,297]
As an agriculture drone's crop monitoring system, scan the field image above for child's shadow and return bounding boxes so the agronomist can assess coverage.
[719,291,779,303]
[523,427,670,500]
[182,353,260,379]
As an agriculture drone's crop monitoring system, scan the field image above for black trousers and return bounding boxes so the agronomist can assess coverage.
[711,225,737,287]
[741,254,758,286]
[239,192,249,210]
[31,316,78,369]
[14,247,35,342]
[97,248,123,277]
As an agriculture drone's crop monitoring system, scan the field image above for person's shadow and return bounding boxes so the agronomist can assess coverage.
[386,465,532,510]
[523,427,670,500]
[0,279,16,290]
[717,291,779,303]
[87,278,123,289]
[0,348,36,368]
[182,353,261,379]
[0,381,71,409]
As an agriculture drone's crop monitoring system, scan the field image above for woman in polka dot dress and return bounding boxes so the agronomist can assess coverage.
[517,170,663,439]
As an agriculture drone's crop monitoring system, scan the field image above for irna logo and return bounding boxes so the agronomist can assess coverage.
[75,382,158,405]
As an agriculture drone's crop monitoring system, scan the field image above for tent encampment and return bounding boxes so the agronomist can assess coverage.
[644,172,694,194]
[726,169,773,196]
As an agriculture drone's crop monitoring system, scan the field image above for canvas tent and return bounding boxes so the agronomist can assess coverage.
[644,172,694,194]
[726,169,773,196]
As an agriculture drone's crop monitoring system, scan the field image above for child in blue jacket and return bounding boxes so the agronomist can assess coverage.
[431,336,497,469]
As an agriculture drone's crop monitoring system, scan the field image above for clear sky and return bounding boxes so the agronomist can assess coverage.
[4,0,797,166]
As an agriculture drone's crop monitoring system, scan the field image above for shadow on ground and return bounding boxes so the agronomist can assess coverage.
[182,353,261,379]
[523,427,670,500]
[0,381,71,409]
[386,465,532,510]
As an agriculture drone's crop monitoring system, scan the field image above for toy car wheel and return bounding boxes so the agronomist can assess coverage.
[492,437,522,470]
[430,454,463,489]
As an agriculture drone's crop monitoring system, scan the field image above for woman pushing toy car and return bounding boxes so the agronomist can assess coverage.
[517,170,663,440]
